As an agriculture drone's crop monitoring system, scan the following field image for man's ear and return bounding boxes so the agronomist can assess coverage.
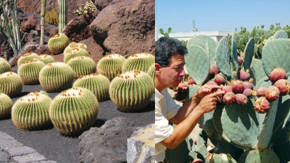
[155,63,162,73]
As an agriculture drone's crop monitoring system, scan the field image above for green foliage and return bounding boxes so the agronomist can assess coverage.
[159,27,172,37]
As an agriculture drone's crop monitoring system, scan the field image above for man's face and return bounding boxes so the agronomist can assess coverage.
[157,54,186,88]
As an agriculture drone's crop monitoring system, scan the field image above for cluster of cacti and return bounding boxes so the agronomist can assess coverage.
[11,91,52,130]
[0,57,11,74]
[37,54,55,64]
[0,72,22,97]
[17,52,39,66]
[74,0,97,20]
[170,31,290,163]
[49,87,99,136]
[18,59,46,84]
[109,70,154,112]
[48,33,70,54]
[73,74,110,101]
[97,54,125,80]
[0,93,13,119]
[63,47,89,63]
[67,56,96,77]
[122,53,155,73]
[63,42,87,54]
[39,62,75,92]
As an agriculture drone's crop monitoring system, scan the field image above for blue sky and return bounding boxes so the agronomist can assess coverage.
[156,0,290,33]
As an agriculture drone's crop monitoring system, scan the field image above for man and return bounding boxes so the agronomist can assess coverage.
[154,37,224,162]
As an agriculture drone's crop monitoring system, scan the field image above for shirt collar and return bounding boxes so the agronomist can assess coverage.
[155,88,165,101]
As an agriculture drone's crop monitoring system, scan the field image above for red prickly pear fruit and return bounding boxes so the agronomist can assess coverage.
[243,88,252,97]
[188,77,195,85]
[239,70,250,80]
[222,85,232,93]
[269,68,286,82]
[231,80,244,93]
[265,86,280,101]
[243,81,253,89]
[209,62,219,75]
[256,87,267,96]
[223,92,236,104]
[238,56,243,65]
[274,79,289,95]
[214,74,225,85]
[235,94,248,105]
[206,80,218,86]
[254,97,270,113]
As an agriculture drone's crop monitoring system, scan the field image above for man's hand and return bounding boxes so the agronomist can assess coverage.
[196,84,221,100]
[196,90,225,114]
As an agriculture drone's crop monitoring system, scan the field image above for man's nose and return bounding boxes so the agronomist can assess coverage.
[180,69,186,77]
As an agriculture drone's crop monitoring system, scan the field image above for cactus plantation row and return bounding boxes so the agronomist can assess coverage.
[0,33,155,136]
[171,30,290,163]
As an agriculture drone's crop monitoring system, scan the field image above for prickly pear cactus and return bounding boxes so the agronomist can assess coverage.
[0,72,23,97]
[37,54,55,64]
[67,56,96,77]
[147,64,155,80]
[48,33,70,55]
[39,62,75,92]
[238,149,280,163]
[49,87,99,136]
[18,59,46,84]
[11,91,52,130]
[122,53,155,73]
[63,47,89,63]
[0,58,11,74]
[73,74,110,101]
[0,93,13,119]
[97,54,125,80]
[109,70,154,112]
[63,42,87,54]
[17,52,39,66]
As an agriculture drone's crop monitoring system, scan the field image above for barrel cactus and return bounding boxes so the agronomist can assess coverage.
[18,59,46,84]
[0,58,11,74]
[109,70,154,112]
[147,64,155,80]
[11,91,52,130]
[67,56,96,77]
[0,93,13,119]
[122,53,155,73]
[39,62,75,92]
[63,47,89,63]
[49,87,99,136]
[48,33,70,55]
[97,54,125,80]
[0,72,22,97]
[17,52,39,66]
[73,74,110,101]
[37,54,55,64]
[63,42,87,54]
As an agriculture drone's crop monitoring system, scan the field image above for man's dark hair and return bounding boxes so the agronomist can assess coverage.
[155,37,187,67]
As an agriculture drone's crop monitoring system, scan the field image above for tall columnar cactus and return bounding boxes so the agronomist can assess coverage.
[58,0,67,33]
[0,93,13,119]
[73,74,110,101]
[63,42,87,54]
[63,47,89,63]
[0,72,22,97]
[97,54,125,80]
[18,59,46,84]
[67,56,96,77]
[109,70,154,112]
[49,87,99,136]
[40,0,46,46]
[48,33,70,55]
[122,53,155,73]
[17,52,39,66]
[39,62,75,92]
[11,92,52,130]
[37,54,55,64]
[0,57,11,74]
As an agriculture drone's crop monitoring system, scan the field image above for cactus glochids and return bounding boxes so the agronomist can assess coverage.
[122,53,155,73]
[0,58,11,74]
[265,86,280,101]
[67,56,96,78]
[11,92,52,130]
[147,64,155,80]
[268,68,286,83]
[73,74,110,101]
[39,62,75,92]
[97,54,125,80]
[17,52,39,66]
[63,47,89,63]
[49,87,99,136]
[274,79,289,95]
[63,42,87,54]
[223,92,235,104]
[18,59,46,84]
[243,88,252,97]
[109,70,154,112]
[0,93,13,119]
[243,81,253,89]
[48,33,70,55]
[37,54,55,64]
[235,94,248,105]
[254,97,270,113]
[0,72,23,97]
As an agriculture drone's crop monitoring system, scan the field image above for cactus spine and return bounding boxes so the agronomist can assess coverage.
[18,59,45,84]
[0,93,13,119]
[17,52,39,66]
[37,54,55,64]
[67,56,96,77]
[0,58,11,74]
[63,47,89,63]
[58,0,67,33]
[97,54,125,80]
[48,33,70,55]
[64,42,87,54]
[0,72,22,97]
[147,64,155,80]
[49,87,99,136]
[40,0,46,45]
[122,53,155,73]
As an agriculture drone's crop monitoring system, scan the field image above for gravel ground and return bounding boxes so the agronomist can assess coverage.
[0,82,154,163]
